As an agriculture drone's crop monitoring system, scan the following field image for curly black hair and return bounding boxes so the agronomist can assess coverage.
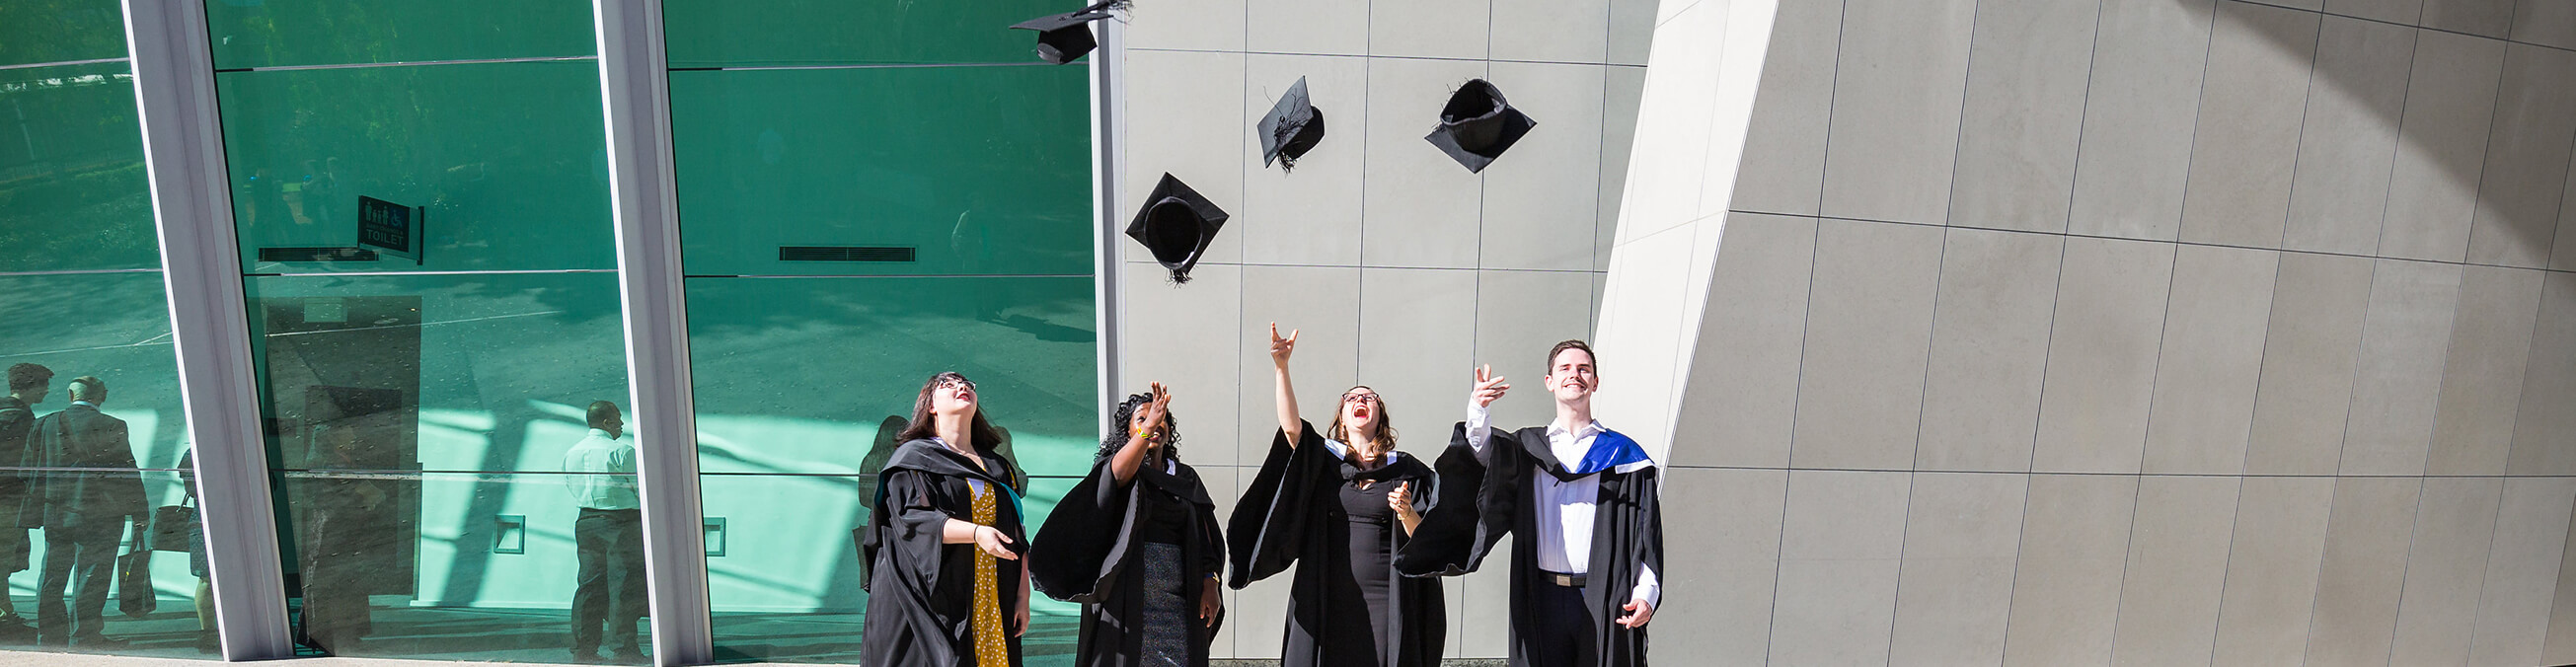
[1095,392,1179,464]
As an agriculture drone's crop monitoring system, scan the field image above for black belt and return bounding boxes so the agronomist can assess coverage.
[1542,570,1587,588]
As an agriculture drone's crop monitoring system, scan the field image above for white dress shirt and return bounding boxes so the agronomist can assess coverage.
[561,428,640,510]
[1466,404,1661,608]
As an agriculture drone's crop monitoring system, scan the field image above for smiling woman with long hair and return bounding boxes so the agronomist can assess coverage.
[1226,324,1445,667]
[1028,383,1227,666]
[861,372,1030,667]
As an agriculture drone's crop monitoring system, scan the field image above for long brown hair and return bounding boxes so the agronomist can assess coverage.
[897,372,1004,450]
[1326,385,1398,456]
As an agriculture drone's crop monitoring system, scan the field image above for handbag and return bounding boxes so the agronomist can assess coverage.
[117,539,156,617]
[148,498,196,553]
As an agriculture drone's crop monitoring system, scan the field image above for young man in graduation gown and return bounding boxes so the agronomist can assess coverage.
[1399,340,1661,667]
[1028,385,1227,667]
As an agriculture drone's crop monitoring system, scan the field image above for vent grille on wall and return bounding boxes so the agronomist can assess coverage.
[778,246,917,262]
[258,247,380,262]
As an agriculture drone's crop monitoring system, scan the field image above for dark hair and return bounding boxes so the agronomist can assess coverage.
[897,372,1004,450]
[1095,392,1180,463]
[1325,385,1397,455]
[586,401,621,429]
[7,364,52,394]
[1546,339,1598,376]
[66,376,105,403]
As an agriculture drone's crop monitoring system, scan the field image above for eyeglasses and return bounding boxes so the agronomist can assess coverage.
[1340,393,1380,405]
[937,377,977,392]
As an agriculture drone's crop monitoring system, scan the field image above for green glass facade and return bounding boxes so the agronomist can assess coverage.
[0,0,1099,663]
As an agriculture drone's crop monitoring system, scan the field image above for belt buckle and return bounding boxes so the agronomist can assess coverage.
[1550,572,1582,587]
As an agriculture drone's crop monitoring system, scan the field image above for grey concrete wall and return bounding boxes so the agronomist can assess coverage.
[1612,0,2576,664]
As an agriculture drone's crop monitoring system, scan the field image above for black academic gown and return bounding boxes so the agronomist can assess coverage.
[1228,420,1445,667]
[862,439,1030,667]
[1028,456,1227,667]
[1398,423,1663,667]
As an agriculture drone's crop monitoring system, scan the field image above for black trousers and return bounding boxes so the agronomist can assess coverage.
[571,508,645,653]
[1528,579,1597,667]
[37,518,123,642]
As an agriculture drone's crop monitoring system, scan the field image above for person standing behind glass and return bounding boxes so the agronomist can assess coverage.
[19,376,145,647]
[563,401,644,664]
[862,372,1030,667]
[0,363,55,638]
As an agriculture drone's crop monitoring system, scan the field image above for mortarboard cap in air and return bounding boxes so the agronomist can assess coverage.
[1124,174,1229,284]
[1423,78,1537,173]
[1011,0,1120,65]
[1257,76,1328,171]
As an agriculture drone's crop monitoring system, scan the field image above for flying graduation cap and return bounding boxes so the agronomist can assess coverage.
[1423,79,1537,174]
[1011,0,1122,65]
[1126,174,1229,284]
[1257,77,1327,171]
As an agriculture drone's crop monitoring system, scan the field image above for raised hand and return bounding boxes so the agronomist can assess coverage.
[1472,364,1511,408]
[1387,482,1418,519]
[1141,382,1174,436]
[1268,323,1299,367]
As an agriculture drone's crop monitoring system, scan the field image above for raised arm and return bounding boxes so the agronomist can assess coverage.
[1269,323,1303,444]
[1464,364,1511,453]
[1109,383,1172,484]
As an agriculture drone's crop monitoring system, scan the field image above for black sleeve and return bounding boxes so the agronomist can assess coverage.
[866,470,956,595]
[1027,460,1133,603]
[107,419,145,517]
[1224,420,1333,588]
[1396,421,1514,577]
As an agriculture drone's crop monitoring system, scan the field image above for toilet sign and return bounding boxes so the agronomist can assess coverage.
[356,195,422,264]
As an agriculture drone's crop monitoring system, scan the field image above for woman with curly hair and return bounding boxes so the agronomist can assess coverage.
[1228,324,1445,667]
[1029,383,1227,666]
[862,372,1030,667]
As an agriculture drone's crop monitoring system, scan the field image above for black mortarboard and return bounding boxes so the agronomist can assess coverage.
[1125,174,1229,284]
[1011,1,1120,65]
[1423,78,1537,174]
[1257,76,1327,171]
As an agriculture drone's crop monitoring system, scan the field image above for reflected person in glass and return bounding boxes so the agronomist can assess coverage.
[0,363,54,637]
[1030,384,1227,667]
[564,401,644,664]
[1228,324,1445,667]
[862,372,1029,667]
[21,376,146,647]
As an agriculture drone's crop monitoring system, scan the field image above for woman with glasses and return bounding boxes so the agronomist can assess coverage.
[1029,383,1228,666]
[862,372,1031,667]
[1227,324,1445,667]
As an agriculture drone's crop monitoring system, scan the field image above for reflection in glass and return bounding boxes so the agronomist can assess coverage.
[0,61,160,272]
[661,0,1072,67]
[668,66,1089,277]
[216,61,614,274]
[244,273,632,659]
[0,0,127,68]
[203,0,594,70]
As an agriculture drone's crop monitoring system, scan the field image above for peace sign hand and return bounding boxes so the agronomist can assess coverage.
[1471,364,1511,408]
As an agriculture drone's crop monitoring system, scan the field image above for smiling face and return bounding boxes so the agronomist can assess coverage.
[1127,403,1167,450]
[1546,346,1598,404]
[932,375,979,420]
[1339,386,1382,433]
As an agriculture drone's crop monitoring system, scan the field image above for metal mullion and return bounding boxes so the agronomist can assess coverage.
[592,1,716,665]
[119,0,294,660]
[1093,8,1126,435]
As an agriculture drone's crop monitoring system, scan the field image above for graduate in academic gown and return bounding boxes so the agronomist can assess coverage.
[1228,324,1446,667]
[1398,340,1662,667]
[863,372,1031,667]
[1029,384,1228,667]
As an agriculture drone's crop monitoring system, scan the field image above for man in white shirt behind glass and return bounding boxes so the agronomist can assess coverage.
[563,401,643,664]
[1397,340,1662,667]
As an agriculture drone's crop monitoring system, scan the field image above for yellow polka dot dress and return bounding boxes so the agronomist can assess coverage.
[969,482,1009,667]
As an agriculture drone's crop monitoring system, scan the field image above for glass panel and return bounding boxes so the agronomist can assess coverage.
[0,0,126,67]
[0,61,160,272]
[204,0,595,70]
[698,473,1083,664]
[662,0,1077,67]
[269,471,649,661]
[0,271,185,462]
[684,276,1098,479]
[243,272,632,660]
[0,468,214,659]
[668,66,1090,277]
[216,61,615,274]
